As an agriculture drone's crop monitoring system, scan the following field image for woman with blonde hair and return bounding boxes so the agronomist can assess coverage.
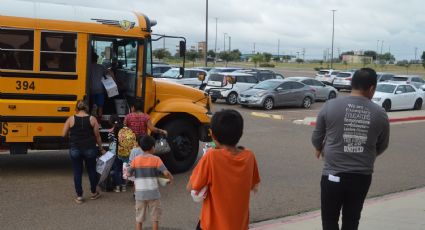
[63,100,105,204]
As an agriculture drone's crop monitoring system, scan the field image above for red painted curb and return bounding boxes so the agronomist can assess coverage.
[309,116,425,126]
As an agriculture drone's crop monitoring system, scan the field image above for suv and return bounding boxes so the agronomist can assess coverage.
[315,69,340,85]
[390,75,425,90]
[208,67,243,74]
[377,73,395,82]
[158,68,208,89]
[234,69,284,81]
[205,73,258,104]
[333,71,355,91]
[152,64,173,77]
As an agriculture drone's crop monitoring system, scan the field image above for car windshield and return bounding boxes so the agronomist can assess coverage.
[209,74,224,81]
[376,84,396,93]
[318,71,329,75]
[391,77,408,81]
[253,81,281,90]
[161,69,180,78]
[336,73,351,78]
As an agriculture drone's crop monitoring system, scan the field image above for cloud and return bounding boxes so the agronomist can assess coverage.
[22,0,425,59]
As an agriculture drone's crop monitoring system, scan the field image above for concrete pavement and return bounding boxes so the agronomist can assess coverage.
[251,187,425,230]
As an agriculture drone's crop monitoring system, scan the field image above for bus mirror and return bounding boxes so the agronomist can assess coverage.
[179,41,186,57]
[180,67,184,77]
[198,73,206,82]
[226,76,236,85]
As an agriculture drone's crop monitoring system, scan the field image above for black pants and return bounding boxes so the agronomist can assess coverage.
[196,221,202,230]
[321,173,372,230]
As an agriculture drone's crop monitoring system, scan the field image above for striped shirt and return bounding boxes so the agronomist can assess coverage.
[129,153,167,201]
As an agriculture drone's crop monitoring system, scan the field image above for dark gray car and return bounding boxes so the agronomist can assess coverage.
[238,79,316,110]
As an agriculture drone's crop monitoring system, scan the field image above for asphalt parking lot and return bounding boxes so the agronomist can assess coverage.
[1,94,425,230]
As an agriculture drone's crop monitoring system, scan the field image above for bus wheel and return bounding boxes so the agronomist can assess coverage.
[9,143,28,155]
[161,120,199,173]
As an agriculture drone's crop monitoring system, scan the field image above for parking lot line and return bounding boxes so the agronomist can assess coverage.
[251,112,284,120]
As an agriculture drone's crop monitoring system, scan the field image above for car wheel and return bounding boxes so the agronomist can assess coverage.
[263,97,274,110]
[383,100,391,112]
[161,120,199,173]
[414,98,423,110]
[328,91,337,100]
[226,92,238,105]
[302,97,312,109]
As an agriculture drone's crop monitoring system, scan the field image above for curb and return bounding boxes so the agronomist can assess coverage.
[295,115,425,127]
[250,186,425,230]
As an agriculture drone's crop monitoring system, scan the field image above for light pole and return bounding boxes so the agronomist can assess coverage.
[330,9,336,69]
[223,33,227,52]
[214,17,218,63]
[376,40,379,63]
[228,36,231,52]
[204,0,208,66]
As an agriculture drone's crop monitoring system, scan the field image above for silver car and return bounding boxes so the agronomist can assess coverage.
[287,77,338,101]
[391,75,425,90]
[238,79,316,110]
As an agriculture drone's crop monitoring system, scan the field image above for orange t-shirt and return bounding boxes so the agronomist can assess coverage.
[190,147,260,230]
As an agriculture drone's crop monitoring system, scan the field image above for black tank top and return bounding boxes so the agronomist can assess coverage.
[69,116,96,149]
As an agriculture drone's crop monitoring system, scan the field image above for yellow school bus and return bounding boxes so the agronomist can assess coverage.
[0,1,212,172]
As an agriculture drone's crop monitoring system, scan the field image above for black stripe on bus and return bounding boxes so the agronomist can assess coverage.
[0,71,78,80]
[0,93,77,101]
[0,116,68,123]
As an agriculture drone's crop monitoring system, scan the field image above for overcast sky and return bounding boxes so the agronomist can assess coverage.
[29,0,425,60]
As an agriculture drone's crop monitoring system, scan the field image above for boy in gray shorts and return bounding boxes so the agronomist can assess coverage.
[128,136,173,230]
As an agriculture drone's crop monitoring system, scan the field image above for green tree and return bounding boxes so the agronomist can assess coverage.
[207,50,216,59]
[296,58,304,63]
[421,51,425,69]
[153,48,171,60]
[263,52,273,62]
[186,50,199,67]
[364,50,378,60]
[218,51,232,67]
[251,53,264,68]
[230,49,242,62]
[377,52,395,62]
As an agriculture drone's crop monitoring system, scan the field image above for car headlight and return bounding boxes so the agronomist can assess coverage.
[256,92,267,97]
[373,97,381,102]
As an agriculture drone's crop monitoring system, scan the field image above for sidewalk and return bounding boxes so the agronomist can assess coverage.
[294,110,425,126]
[251,187,425,230]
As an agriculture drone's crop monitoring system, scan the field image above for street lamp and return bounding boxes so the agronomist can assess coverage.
[224,33,227,52]
[330,10,336,69]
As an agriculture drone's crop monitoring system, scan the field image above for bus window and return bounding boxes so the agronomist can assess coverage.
[0,28,34,70]
[145,40,152,75]
[40,32,76,72]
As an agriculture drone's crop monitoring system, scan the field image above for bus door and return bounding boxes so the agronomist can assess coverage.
[89,37,140,125]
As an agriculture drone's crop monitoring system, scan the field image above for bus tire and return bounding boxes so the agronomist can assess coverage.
[161,119,199,173]
[9,143,28,155]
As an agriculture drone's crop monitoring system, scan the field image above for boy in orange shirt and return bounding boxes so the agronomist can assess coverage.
[187,109,260,230]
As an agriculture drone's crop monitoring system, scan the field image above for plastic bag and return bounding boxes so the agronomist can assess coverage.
[155,136,171,155]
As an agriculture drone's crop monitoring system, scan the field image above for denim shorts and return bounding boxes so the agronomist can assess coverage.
[92,94,105,107]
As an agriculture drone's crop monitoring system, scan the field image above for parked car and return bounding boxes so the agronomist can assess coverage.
[372,82,423,112]
[238,79,316,110]
[287,77,338,101]
[208,67,243,74]
[390,75,425,90]
[234,69,284,81]
[152,64,172,77]
[315,69,340,85]
[204,72,258,105]
[197,67,213,72]
[333,71,355,91]
[377,72,395,82]
[158,68,208,89]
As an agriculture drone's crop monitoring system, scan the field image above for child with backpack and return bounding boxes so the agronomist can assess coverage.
[108,115,127,192]
[187,109,261,230]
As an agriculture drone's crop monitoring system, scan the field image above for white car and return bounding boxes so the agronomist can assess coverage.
[315,69,340,85]
[158,68,208,89]
[333,71,354,91]
[204,72,259,105]
[372,82,424,112]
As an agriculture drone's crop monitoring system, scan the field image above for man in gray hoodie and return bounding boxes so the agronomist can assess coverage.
[312,68,390,230]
